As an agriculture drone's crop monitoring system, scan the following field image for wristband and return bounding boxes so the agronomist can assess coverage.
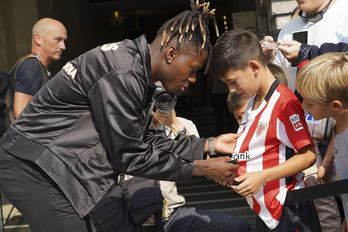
[208,137,216,156]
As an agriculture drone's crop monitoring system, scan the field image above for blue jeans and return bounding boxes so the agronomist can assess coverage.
[136,207,252,232]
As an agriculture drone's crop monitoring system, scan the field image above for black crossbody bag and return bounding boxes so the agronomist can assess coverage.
[89,175,164,232]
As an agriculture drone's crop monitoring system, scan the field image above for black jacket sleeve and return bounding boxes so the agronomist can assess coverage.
[298,42,348,68]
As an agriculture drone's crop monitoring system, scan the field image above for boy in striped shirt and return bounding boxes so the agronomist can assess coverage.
[209,29,321,232]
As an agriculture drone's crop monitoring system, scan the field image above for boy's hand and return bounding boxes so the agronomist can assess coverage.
[231,172,263,198]
[317,165,330,184]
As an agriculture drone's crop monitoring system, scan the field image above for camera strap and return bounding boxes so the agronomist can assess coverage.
[142,94,156,136]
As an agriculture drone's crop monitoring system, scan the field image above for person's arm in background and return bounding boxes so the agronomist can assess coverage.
[279,41,348,67]
[277,40,302,65]
[152,110,191,136]
[12,62,44,118]
[152,109,210,160]
[13,92,34,118]
[317,134,335,184]
[260,35,278,64]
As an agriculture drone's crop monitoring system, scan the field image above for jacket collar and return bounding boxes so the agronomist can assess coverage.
[134,35,156,89]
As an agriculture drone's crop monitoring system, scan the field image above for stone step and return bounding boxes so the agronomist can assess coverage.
[177,176,257,231]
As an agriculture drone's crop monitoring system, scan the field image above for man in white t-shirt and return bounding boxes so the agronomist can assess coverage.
[275,0,348,92]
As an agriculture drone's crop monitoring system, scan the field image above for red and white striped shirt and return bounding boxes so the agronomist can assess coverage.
[233,80,313,229]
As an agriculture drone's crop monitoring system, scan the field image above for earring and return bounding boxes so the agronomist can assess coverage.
[168,60,171,64]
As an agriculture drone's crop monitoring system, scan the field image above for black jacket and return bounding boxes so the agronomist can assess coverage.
[0,35,205,218]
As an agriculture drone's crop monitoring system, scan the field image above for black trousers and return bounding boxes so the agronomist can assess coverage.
[0,148,92,232]
[256,200,322,232]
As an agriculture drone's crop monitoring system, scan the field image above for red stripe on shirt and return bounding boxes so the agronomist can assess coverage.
[264,98,282,221]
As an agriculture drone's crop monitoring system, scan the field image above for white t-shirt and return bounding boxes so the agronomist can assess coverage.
[274,0,348,92]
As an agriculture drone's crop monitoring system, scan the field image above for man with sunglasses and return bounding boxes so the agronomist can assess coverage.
[273,1,348,231]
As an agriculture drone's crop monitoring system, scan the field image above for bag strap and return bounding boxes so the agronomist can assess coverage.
[4,56,35,115]
[12,55,47,88]
[154,210,164,232]
[323,117,332,141]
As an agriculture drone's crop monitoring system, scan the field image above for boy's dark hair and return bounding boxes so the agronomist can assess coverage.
[267,63,288,87]
[208,29,266,79]
[156,0,219,73]
[227,92,249,113]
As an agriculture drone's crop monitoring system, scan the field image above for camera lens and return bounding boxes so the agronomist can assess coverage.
[155,91,177,114]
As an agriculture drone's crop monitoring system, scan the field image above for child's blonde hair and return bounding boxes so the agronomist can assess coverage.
[296,52,348,104]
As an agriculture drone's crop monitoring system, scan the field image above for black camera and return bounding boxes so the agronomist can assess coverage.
[153,87,177,114]
[143,86,177,135]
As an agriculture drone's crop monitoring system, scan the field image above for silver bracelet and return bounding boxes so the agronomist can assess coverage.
[208,137,216,155]
[258,171,266,186]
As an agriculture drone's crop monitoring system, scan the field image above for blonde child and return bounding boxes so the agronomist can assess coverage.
[296,52,348,232]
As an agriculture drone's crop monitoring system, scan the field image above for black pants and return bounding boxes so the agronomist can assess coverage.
[0,148,92,232]
[256,201,322,232]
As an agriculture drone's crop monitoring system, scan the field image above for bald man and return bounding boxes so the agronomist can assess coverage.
[9,18,67,118]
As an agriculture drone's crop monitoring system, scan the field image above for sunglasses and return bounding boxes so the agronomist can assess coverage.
[298,0,332,23]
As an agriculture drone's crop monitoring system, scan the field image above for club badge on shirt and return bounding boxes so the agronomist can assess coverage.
[289,114,304,131]
[256,122,268,137]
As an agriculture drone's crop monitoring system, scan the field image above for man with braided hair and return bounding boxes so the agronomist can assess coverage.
[0,1,249,232]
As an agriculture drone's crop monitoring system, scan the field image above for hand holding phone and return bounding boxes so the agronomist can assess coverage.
[291,31,308,67]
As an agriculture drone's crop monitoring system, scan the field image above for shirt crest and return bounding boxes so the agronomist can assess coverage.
[256,122,268,137]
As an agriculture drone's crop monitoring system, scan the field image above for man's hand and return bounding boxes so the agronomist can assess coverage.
[219,172,238,187]
[207,133,241,155]
[193,156,239,182]
[278,40,302,64]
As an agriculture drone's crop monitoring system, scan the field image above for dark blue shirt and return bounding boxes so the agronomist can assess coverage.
[10,58,45,96]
